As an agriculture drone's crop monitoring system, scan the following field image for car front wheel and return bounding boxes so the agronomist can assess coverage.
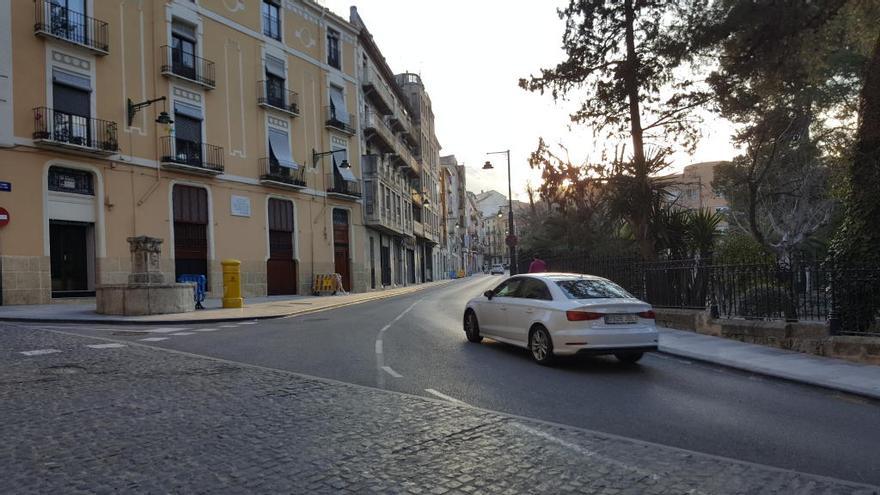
[615,352,644,364]
[464,311,483,343]
[529,326,555,365]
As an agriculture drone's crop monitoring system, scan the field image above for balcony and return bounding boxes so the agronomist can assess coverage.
[394,139,420,178]
[325,106,356,135]
[326,173,361,199]
[32,107,118,156]
[160,136,224,175]
[34,0,109,55]
[258,81,300,117]
[362,110,395,152]
[160,45,215,89]
[361,67,393,115]
[259,158,306,189]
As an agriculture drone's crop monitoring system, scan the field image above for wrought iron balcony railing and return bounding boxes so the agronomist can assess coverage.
[32,107,118,154]
[160,45,216,89]
[362,110,395,152]
[326,173,362,198]
[258,81,300,116]
[260,158,306,188]
[325,106,356,135]
[34,0,109,55]
[160,136,224,174]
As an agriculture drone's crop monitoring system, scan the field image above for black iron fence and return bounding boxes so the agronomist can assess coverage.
[33,107,118,153]
[524,254,880,336]
[325,106,355,134]
[160,45,215,88]
[258,81,299,115]
[34,0,109,54]
[260,158,305,187]
[160,136,224,173]
[326,173,362,198]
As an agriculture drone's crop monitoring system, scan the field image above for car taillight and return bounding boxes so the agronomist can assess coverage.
[566,311,604,321]
[638,310,656,319]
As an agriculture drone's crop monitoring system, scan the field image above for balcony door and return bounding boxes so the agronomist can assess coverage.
[332,209,351,291]
[52,69,91,146]
[173,185,209,284]
[48,0,87,44]
[171,22,196,80]
[267,199,297,295]
[174,102,202,166]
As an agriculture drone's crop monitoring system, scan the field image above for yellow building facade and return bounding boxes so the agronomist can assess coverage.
[0,0,368,305]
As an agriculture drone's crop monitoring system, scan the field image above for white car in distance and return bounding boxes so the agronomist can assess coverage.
[463,273,658,365]
[490,264,505,275]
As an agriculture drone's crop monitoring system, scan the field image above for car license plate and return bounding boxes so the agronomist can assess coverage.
[604,314,638,325]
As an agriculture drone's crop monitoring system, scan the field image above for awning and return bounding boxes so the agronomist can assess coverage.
[53,69,91,91]
[333,152,356,181]
[174,101,203,120]
[269,128,297,169]
[265,55,285,78]
[329,87,348,123]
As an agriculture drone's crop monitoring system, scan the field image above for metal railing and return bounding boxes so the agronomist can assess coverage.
[160,136,224,173]
[160,45,215,88]
[325,106,355,134]
[34,0,109,54]
[363,110,395,150]
[260,158,305,187]
[521,254,880,336]
[32,107,118,153]
[258,81,299,115]
[326,173,362,198]
[361,67,394,114]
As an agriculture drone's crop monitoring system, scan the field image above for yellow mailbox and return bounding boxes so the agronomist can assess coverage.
[221,259,243,308]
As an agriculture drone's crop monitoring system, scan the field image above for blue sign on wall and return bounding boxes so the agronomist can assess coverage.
[0,182,10,192]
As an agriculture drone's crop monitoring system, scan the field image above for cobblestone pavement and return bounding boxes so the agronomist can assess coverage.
[2,325,877,494]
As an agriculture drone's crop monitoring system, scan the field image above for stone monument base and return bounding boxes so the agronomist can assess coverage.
[96,283,196,316]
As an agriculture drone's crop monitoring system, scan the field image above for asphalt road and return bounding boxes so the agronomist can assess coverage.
[40,275,880,486]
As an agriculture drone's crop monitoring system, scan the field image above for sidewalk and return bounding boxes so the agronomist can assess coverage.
[0,279,456,325]
[659,327,880,400]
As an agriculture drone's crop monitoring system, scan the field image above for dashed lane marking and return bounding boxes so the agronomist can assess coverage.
[146,327,187,334]
[237,321,259,325]
[139,337,169,342]
[194,328,219,332]
[424,388,467,406]
[381,366,403,378]
[375,300,421,388]
[219,325,237,328]
[170,332,195,336]
[20,349,61,356]
[86,343,127,349]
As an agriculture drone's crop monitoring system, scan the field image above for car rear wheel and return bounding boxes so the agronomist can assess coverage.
[464,311,483,343]
[529,326,555,365]
[615,352,644,364]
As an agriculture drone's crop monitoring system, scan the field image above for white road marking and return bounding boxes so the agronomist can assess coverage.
[424,388,467,406]
[86,343,127,349]
[194,328,219,332]
[237,321,258,325]
[381,366,402,378]
[375,340,383,354]
[139,337,169,342]
[375,300,421,388]
[146,327,186,334]
[219,325,237,328]
[20,349,61,356]
[170,332,195,336]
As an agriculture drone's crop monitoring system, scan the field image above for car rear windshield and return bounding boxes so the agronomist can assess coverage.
[555,279,633,299]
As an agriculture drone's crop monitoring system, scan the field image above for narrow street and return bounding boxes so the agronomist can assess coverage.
[26,275,880,487]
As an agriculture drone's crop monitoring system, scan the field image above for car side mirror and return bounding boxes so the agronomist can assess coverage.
[484,290,494,300]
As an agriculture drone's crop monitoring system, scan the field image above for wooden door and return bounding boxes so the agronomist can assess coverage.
[334,245,350,291]
[173,185,208,282]
[332,209,350,291]
[49,221,90,296]
[267,199,296,295]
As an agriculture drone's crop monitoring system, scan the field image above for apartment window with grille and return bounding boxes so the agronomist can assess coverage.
[265,55,286,108]
[262,0,281,41]
[327,28,340,69]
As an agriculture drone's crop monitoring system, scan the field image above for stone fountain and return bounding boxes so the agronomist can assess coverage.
[96,236,196,315]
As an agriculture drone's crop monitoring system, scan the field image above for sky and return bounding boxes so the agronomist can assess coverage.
[320,0,737,201]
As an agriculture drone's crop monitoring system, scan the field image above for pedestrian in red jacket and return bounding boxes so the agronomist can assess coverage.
[528,255,547,273]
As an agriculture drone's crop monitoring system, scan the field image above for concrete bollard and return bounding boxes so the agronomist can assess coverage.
[221,259,243,308]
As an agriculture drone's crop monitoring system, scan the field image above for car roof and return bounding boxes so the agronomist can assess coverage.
[514,272,607,281]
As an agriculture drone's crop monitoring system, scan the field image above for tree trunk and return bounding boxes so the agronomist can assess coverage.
[623,0,653,260]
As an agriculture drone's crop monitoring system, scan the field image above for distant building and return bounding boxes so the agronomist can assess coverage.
[667,162,730,212]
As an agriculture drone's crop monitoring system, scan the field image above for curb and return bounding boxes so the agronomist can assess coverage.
[0,279,458,326]
[658,344,880,402]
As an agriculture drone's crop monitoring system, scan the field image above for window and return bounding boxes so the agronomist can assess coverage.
[329,85,347,124]
[519,278,553,300]
[331,147,355,182]
[171,21,197,80]
[268,127,295,169]
[48,166,93,195]
[47,0,87,44]
[492,278,525,298]
[52,69,91,144]
[262,0,281,41]
[173,101,203,165]
[327,28,340,69]
[264,55,286,108]
[555,279,634,300]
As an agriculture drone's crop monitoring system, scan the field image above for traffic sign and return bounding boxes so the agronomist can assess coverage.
[0,207,8,227]
[0,182,10,192]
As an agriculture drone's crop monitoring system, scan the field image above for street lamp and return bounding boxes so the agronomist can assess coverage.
[484,149,518,275]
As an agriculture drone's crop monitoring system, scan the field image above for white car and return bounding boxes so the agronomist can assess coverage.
[490,264,505,275]
[463,273,658,365]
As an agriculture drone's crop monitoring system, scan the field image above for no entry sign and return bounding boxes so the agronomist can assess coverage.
[0,207,9,227]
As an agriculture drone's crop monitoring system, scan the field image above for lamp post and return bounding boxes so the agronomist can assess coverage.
[483,150,517,275]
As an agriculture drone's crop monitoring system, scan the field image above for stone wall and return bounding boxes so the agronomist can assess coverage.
[655,308,880,365]
[1,256,51,305]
